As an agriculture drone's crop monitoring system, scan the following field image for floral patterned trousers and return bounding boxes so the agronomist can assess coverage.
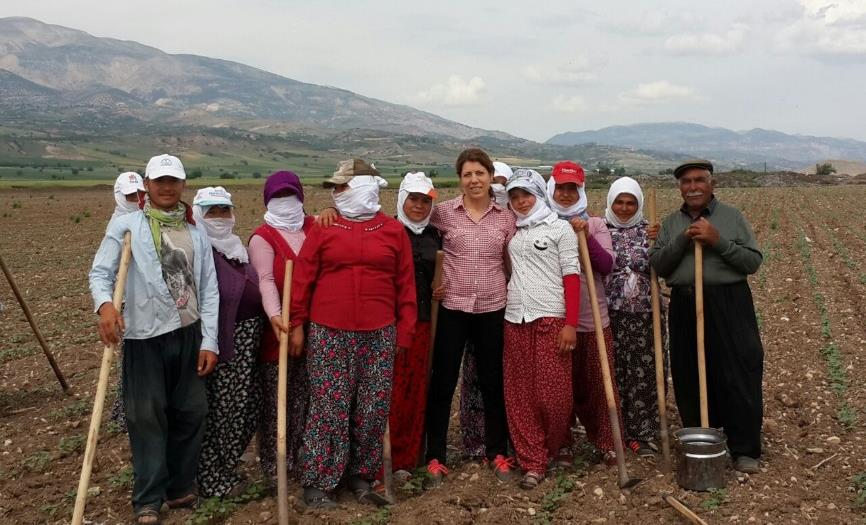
[504,318,573,474]
[572,326,625,453]
[300,323,395,492]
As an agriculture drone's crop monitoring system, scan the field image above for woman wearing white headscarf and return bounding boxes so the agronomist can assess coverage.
[388,172,441,476]
[290,159,416,509]
[502,169,581,489]
[110,171,146,220]
[107,171,146,434]
[547,161,625,467]
[192,186,266,498]
[603,176,663,458]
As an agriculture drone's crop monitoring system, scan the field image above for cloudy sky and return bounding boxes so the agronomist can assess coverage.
[0,0,863,141]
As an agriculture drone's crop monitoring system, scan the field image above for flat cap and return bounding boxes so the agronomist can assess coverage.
[674,159,714,179]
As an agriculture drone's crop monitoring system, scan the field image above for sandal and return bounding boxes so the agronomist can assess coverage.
[303,487,337,510]
[134,504,162,525]
[348,475,391,507]
[165,493,197,509]
[519,472,544,490]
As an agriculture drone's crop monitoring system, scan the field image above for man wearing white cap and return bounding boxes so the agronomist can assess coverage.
[111,171,146,220]
[89,154,219,524]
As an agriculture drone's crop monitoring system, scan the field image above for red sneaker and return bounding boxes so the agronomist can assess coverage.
[490,455,517,482]
[424,459,448,488]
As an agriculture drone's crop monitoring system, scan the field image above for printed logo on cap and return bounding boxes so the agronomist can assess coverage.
[128,173,139,182]
[160,157,173,167]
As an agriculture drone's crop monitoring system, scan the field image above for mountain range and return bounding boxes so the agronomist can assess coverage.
[1,17,863,175]
[0,16,515,141]
[547,122,866,171]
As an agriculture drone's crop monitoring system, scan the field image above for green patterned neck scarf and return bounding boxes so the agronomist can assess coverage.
[143,201,187,253]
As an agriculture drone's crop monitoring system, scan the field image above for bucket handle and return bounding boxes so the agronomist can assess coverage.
[684,450,728,460]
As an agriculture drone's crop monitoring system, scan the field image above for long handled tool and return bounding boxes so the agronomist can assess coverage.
[663,494,709,525]
[418,250,445,466]
[694,244,709,427]
[647,189,671,471]
[277,260,293,525]
[577,230,641,489]
[382,420,394,503]
[72,232,132,525]
[0,251,70,393]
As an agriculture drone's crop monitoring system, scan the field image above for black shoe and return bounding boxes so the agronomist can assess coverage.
[303,487,337,510]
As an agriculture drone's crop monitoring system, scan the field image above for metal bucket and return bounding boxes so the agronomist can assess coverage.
[674,427,728,491]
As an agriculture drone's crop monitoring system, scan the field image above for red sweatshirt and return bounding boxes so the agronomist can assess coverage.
[290,212,417,348]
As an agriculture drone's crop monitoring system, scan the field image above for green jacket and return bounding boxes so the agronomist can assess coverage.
[649,197,762,287]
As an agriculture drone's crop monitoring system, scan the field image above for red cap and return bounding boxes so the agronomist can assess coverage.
[551,161,586,186]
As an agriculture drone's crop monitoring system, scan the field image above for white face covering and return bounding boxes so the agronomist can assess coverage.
[491,183,509,208]
[112,191,140,219]
[604,176,645,229]
[333,176,388,219]
[546,177,588,220]
[193,206,249,263]
[264,195,305,231]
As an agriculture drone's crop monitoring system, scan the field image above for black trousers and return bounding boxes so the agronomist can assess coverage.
[123,322,208,511]
[669,281,764,459]
[425,306,509,463]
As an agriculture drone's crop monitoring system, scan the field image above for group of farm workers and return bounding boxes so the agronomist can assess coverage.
[89,150,764,524]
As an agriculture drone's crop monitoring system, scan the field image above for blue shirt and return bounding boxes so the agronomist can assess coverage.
[89,211,220,353]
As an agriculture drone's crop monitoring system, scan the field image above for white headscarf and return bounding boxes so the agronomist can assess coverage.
[397,172,436,235]
[507,169,555,228]
[192,201,249,264]
[491,161,514,208]
[333,175,388,219]
[604,176,645,229]
[546,176,588,220]
[111,172,144,219]
[264,195,305,231]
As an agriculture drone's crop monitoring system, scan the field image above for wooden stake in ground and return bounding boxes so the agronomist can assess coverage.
[695,243,709,427]
[647,189,672,471]
[382,420,394,503]
[277,260,293,525]
[0,251,70,393]
[72,232,132,525]
[418,250,444,467]
[577,230,641,489]
[663,494,709,525]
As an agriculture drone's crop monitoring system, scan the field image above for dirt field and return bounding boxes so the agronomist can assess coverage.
[1,184,865,524]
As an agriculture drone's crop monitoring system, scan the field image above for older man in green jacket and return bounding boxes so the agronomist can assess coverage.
[649,160,763,474]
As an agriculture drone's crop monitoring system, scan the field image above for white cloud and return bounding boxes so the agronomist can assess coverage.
[522,56,603,85]
[664,23,748,55]
[618,80,697,104]
[777,0,866,56]
[413,75,487,106]
[550,95,591,113]
[615,10,705,36]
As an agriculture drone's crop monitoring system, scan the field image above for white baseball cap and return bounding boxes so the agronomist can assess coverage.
[493,161,514,182]
[145,154,186,180]
[193,186,234,207]
[114,171,144,195]
[400,172,437,198]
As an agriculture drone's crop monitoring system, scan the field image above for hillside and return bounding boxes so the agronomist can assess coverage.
[0,17,514,140]
[547,122,866,171]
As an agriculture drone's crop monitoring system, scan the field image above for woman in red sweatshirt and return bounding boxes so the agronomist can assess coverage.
[290,159,416,509]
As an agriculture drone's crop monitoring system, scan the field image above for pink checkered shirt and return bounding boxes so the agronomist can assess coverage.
[430,196,516,313]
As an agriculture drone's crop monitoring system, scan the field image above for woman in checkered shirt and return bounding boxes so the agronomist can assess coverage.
[423,148,518,487]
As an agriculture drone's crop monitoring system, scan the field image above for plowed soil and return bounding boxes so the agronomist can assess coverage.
[1,185,865,524]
